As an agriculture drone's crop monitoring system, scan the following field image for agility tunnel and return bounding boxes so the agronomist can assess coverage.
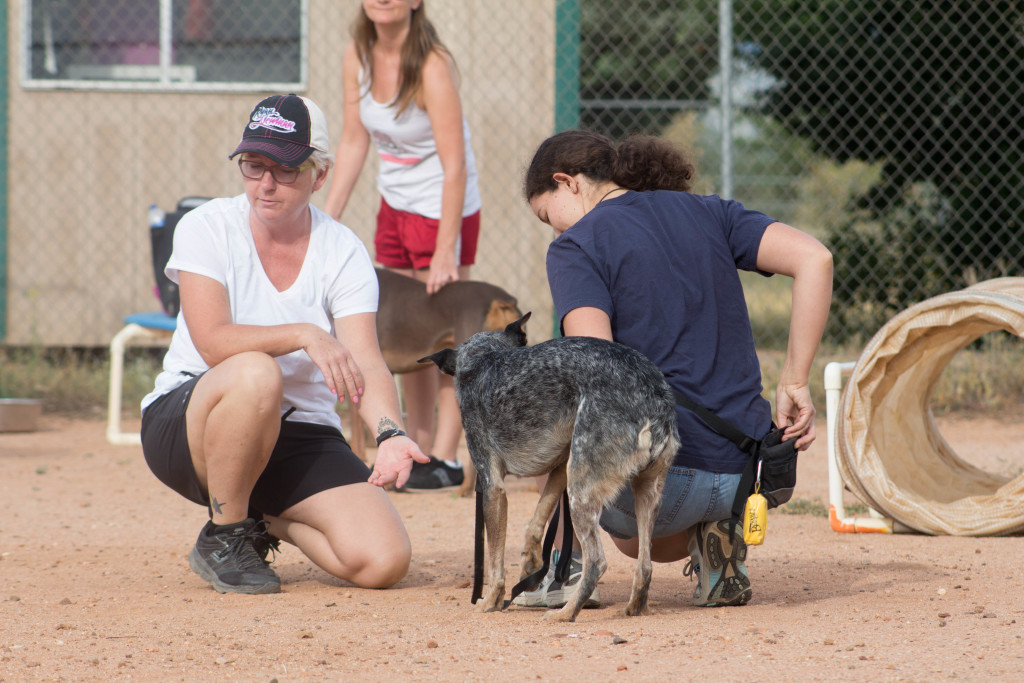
[826,277,1024,536]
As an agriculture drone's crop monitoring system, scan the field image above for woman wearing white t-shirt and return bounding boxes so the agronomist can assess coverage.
[325,0,480,491]
[141,94,428,595]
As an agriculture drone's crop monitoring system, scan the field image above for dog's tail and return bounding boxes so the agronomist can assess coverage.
[651,419,681,462]
[637,418,681,478]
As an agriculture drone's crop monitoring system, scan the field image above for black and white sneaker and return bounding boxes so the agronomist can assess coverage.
[395,456,464,491]
[188,518,281,594]
[510,550,602,608]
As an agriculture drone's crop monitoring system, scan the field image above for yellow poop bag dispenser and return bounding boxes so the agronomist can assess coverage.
[743,460,767,545]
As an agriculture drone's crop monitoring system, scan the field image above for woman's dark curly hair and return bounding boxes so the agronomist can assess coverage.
[523,130,694,201]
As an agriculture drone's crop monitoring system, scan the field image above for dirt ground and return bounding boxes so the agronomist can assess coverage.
[1,413,1022,682]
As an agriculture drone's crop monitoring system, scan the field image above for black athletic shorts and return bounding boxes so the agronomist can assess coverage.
[140,374,371,517]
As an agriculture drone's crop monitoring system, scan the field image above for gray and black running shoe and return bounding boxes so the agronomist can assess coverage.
[188,518,281,594]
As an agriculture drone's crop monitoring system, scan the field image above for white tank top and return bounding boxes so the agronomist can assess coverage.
[359,76,481,219]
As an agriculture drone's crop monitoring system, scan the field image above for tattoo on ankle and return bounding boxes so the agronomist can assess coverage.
[211,497,224,515]
[377,417,399,435]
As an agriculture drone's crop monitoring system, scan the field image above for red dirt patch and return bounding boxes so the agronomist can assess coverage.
[1,415,1022,680]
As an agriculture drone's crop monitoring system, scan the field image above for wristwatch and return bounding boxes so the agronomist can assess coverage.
[375,428,408,447]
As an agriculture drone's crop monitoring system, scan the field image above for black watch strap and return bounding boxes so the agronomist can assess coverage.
[375,428,408,447]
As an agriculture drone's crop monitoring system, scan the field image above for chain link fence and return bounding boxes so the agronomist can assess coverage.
[4,0,556,348]
[5,0,1023,358]
[576,0,1024,351]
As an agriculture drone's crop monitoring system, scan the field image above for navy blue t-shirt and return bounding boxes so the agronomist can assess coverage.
[546,190,775,474]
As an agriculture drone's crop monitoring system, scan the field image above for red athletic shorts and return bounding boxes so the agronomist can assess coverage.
[373,197,480,270]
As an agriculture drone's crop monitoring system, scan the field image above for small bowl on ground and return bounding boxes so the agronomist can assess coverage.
[0,398,44,433]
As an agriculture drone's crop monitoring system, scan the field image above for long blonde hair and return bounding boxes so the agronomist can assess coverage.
[352,1,454,117]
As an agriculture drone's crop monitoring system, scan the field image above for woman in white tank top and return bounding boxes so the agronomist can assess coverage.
[325,0,480,490]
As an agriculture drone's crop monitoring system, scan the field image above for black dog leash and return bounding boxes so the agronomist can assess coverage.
[489,491,573,610]
[552,494,575,584]
[471,483,486,604]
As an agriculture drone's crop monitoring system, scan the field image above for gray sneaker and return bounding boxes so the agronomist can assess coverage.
[511,550,601,608]
[684,520,751,607]
[188,519,281,594]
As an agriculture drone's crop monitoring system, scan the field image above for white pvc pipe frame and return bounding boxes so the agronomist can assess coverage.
[106,323,173,445]
[823,361,894,533]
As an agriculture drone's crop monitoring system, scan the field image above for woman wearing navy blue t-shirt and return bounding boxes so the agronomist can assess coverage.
[518,130,833,609]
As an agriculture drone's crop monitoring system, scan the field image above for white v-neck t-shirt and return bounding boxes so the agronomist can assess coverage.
[141,194,378,430]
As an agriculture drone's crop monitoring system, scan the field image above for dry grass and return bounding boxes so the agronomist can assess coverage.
[4,289,1023,421]
[745,273,1024,415]
[0,346,161,416]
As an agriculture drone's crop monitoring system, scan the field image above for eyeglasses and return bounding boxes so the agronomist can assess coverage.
[238,158,314,184]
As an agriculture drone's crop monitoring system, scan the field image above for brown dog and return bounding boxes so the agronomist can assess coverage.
[349,268,521,495]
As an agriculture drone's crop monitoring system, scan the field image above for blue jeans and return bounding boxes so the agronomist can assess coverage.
[599,466,743,539]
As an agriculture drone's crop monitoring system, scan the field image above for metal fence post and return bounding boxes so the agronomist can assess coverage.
[551,0,581,338]
[554,0,581,134]
[0,2,8,340]
[718,0,733,200]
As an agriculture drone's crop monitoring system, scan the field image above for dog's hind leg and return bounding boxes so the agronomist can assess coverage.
[518,464,567,581]
[623,454,670,616]
[545,481,608,623]
[544,489,606,622]
[477,480,509,613]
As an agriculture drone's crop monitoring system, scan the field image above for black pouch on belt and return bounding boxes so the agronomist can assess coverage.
[754,425,799,508]
[672,390,799,520]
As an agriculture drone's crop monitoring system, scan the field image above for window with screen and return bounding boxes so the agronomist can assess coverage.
[23,0,306,90]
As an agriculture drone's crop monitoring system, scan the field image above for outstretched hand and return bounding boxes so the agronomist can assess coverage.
[775,382,817,450]
[367,436,431,488]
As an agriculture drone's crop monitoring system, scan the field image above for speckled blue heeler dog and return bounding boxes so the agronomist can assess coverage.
[421,313,679,622]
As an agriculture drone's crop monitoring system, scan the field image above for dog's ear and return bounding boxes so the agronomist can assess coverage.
[418,348,457,376]
[504,311,531,347]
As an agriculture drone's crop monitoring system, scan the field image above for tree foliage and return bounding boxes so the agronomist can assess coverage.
[736,0,1024,309]
[579,0,719,136]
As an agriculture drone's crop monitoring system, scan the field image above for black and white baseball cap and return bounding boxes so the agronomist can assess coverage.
[229,94,330,167]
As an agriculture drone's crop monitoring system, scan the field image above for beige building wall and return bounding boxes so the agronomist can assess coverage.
[3,0,558,346]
